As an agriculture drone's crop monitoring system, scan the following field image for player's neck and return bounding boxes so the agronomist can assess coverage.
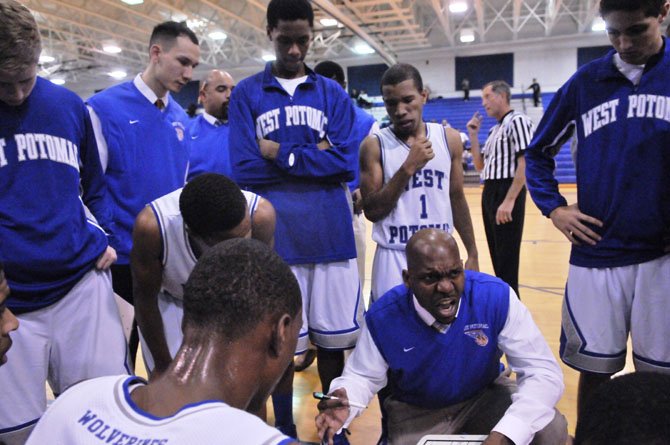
[140,68,168,100]
[132,334,264,415]
[393,121,426,144]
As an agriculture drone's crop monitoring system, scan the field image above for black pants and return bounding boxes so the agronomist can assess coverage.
[482,179,525,298]
[111,264,139,366]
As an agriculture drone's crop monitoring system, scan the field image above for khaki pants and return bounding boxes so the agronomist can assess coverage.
[385,372,567,445]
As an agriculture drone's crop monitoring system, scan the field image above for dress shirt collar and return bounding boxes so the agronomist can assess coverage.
[202,111,222,127]
[134,74,169,108]
[412,294,461,334]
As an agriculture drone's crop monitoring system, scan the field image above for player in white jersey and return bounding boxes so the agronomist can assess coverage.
[132,173,275,374]
[27,239,301,445]
[361,63,479,303]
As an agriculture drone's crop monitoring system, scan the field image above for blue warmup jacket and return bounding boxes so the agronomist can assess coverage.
[0,78,111,313]
[526,39,670,268]
[229,63,358,264]
[187,115,232,180]
[87,83,190,264]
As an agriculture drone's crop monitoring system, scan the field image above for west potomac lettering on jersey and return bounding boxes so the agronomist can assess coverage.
[0,134,80,170]
[404,168,447,192]
[255,105,328,139]
[389,222,451,245]
[582,94,670,138]
[78,409,168,445]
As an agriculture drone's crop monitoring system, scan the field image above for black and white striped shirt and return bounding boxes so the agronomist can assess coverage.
[482,110,534,180]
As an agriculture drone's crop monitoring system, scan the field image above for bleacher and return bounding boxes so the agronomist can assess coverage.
[364,91,576,184]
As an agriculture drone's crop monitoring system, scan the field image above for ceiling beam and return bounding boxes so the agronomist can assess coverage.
[430,0,455,46]
[310,0,397,65]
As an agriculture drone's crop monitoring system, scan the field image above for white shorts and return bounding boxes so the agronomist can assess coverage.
[138,292,184,373]
[561,254,670,374]
[0,269,129,437]
[371,246,407,303]
[291,258,364,353]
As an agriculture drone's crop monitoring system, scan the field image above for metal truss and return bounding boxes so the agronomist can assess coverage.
[24,0,609,89]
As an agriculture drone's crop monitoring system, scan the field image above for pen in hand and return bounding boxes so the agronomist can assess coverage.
[313,391,367,409]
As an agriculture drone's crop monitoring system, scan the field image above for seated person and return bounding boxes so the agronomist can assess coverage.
[316,228,568,445]
[26,239,301,445]
[573,372,670,445]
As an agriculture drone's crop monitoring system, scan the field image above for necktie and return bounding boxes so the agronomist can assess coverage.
[155,99,165,111]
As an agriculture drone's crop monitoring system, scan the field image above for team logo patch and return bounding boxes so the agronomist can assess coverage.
[172,122,185,141]
[464,329,489,347]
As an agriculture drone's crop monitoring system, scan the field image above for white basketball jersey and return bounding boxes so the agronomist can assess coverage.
[150,188,261,300]
[26,375,292,445]
[372,122,454,250]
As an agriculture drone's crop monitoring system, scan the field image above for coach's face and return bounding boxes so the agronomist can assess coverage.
[0,64,37,107]
[604,4,668,65]
[200,71,235,120]
[268,19,312,79]
[403,232,465,325]
[0,271,19,366]
[382,79,427,137]
[152,35,200,94]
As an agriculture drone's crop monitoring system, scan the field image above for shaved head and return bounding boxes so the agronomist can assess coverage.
[200,69,235,120]
[406,229,460,270]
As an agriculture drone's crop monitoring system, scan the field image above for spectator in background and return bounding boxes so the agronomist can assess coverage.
[461,78,470,101]
[527,79,541,107]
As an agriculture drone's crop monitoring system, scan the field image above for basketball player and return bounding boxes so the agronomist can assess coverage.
[87,21,200,364]
[132,173,275,374]
[228,1,364,438]
[360,63,479,303]
[0,268,19,367]
[26,239,301,445]
[0,2,128,443]
[187,69,236,180]
[525,0,670,416]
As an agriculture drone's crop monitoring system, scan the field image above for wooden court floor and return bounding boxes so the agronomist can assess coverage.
[130,184,632,444]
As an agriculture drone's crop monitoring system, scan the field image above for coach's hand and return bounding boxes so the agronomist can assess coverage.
[258,139,280,160]
[402,136,433,175]
[96,246,117,270]
[549,204,603,246]
[482,431,513,445]
[315,388,350,445]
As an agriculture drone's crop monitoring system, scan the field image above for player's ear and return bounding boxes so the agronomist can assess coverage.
[402,269,411,287]
[269,313,293,358]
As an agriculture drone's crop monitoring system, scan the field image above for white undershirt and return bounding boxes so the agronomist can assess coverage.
[275,75,307,97]
[613,53,645,86]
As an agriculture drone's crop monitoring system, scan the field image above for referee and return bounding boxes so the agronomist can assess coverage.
[467,80,533,298]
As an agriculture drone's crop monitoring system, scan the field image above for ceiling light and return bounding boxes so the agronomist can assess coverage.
[353,43,375,55]
[50,78,66,85]
[459,28,475,43]
[39,54,55,64]
[102,43,122,54]
[121,0,144,4]
[172,13,187,22]
[108,70,127,79]
[449,1,468,13]
[320,18,338,27]
[261,54,276,62]
[208,31,227,40]
[591,18,606,32]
